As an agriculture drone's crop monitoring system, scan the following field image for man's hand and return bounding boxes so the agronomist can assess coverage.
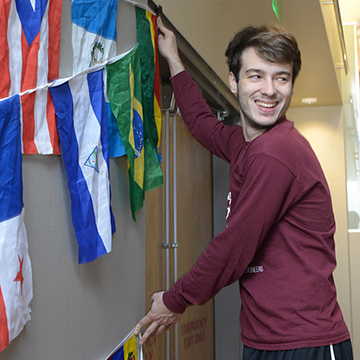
[157,17,185,77]
[134,291,183,345]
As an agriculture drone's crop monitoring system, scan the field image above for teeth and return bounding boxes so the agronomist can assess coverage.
[256,101,276,108]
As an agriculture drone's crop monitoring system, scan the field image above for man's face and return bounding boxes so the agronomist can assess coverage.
[229,47,294,131]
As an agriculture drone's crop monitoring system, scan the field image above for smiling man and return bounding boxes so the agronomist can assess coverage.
[230,47,293,140]
[135,20,353,360]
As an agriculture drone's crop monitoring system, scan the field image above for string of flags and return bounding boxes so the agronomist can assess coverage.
[105,328,143,360]
[0,0,163,353]
[0,94,32,352]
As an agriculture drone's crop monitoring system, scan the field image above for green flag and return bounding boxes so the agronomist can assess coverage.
[135,6,161,150]
[107,46,163,220]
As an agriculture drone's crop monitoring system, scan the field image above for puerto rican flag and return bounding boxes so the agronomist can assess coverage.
[0,0,62,154]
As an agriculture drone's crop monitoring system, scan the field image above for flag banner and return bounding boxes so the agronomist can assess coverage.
[0,0,62,155]
[106,100,126,158]
[49,69,116,264]
[135,6,162,148]
[104,68,126,158]
[107,46,145,220]
[72,0,118,75]
[107,45,163,221]
[106,331,138,360]
[0,95,33,352]
[71,0,123,157]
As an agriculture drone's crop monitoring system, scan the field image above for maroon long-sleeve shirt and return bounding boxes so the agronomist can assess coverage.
[163,70,350,350]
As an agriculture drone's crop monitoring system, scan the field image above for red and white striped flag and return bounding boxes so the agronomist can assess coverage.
[0,0,62,154]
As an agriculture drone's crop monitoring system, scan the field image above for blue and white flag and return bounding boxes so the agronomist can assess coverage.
[0,95,32,352]
[71,0,126,158]
[71,0,119,74]
[49,69,116,264]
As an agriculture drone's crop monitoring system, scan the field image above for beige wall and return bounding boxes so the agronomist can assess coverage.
[157,0,236,85]
[349,231,360,358]
[287,106,352,332]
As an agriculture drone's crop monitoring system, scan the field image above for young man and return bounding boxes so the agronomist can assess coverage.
[135,18,353,359]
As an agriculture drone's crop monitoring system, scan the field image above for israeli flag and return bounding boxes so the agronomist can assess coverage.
[50,69,116,264]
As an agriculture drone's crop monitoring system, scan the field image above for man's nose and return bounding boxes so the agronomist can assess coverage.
[261,79,277,96]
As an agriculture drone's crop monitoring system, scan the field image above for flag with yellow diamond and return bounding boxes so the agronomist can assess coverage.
[107,45,163,221]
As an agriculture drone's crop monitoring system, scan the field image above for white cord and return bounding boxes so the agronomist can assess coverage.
[330,344,336,360]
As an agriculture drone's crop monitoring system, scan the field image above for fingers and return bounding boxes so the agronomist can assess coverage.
[139,320,159,345]
[157,16,175,41]
[135,291,184,346]
[156,16,165,32]
[138,317,174,345]
[151,323,167,339]
[134,313,151,336]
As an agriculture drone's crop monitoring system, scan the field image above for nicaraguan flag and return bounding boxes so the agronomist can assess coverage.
[71,0,126,158]
[71,0,118,74]
[0,95,33,352]
[0,0,62,155]
[49,69,116,264]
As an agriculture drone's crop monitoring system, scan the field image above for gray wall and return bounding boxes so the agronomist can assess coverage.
[213,155,243,360]
[0,1,146,359]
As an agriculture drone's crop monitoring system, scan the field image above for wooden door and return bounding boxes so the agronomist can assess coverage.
[145,109,214,360]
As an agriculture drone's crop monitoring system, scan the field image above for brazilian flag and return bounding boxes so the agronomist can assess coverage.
[135,6,162,149]
[107,45,163,221]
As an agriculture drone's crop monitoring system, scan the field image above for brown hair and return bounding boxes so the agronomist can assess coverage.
[225,25,301,84]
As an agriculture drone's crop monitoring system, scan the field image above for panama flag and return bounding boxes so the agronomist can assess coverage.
[0,0,62,155]
[0,94,33,352]
[106,333,137,360]
[71,0,118,74]
[49,69,116,264]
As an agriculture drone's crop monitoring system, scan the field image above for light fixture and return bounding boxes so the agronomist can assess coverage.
[301,97,318,105]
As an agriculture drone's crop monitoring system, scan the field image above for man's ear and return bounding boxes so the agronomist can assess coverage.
[228,72,238,94]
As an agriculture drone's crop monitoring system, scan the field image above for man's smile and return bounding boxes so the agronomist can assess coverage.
[255,100,278,109]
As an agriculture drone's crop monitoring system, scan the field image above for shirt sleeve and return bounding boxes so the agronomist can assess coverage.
[171,70,245,163]
[163,153,299,313]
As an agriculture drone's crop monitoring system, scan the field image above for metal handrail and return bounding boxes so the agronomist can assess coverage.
[324,0,350,75]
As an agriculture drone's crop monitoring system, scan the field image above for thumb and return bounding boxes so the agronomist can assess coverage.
[157,16,164,30]
[157,16,171,37]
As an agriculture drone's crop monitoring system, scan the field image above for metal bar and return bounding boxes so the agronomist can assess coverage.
[324,0,349,75]
[165,110,171,360]
[148,0,240,120]
[332,0,349,75]
[165,109,170,293]
[172,114,179,360]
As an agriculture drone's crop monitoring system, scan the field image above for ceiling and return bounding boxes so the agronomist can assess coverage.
[339,0,360,24]
[214,0,358,109]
